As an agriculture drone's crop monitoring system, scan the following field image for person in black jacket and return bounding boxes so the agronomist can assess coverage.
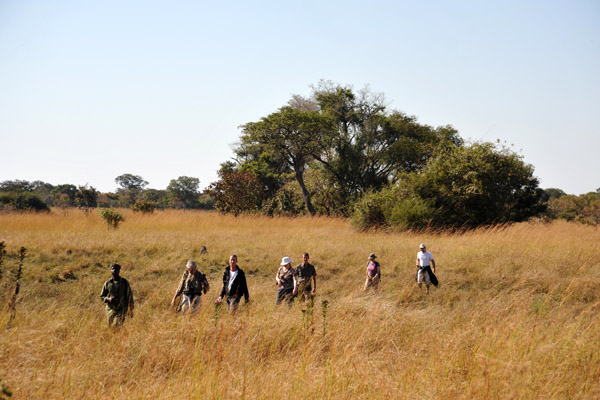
[216,254,250,314]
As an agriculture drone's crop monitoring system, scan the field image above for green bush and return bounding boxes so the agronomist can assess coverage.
[132,200,156,214]
[99,209,124,230]
[262,187,306,216]
[352,187,435,231]
[387,197,435,230]
[352,142,545,230]
[351,190,387,230]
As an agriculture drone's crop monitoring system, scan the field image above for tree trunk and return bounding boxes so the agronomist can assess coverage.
[295,168,315,216]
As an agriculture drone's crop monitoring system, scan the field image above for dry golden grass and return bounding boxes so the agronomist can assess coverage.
[1,209,599,399]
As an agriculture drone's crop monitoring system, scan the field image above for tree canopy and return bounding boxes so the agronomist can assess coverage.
[239,106,332,215]
[115,174,149,191]
[225,81,464,217]
[353,142,546,230]
[166,176,200,209]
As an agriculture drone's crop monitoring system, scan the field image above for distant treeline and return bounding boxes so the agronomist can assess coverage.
[542,188,600,227]
[2,81,599,229]
[0,175,214,212]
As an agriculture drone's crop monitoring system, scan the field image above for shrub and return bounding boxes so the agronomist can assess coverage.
[99,209,124,230]
[352,187,435,231]
[353,142,546,230]
[132,200,156,214]
[351,190,387,230]
[197,194,215,210]
[387,197,435,230]
[206,171,264,216]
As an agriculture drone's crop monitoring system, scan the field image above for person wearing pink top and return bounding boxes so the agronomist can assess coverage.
[364,253,381,293]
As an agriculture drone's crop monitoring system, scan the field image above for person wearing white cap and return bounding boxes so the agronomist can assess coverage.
[171,259,210,315]
[416,243,437,294]
[275,256,297,305]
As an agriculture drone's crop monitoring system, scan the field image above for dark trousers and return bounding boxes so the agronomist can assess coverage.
[275,287,295,305]
[297,284,313,301]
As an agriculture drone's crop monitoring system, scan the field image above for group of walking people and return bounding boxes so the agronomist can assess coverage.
[99,244,437,327]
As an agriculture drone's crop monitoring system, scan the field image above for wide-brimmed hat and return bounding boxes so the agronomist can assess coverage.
[419,243,426,249]
[369,253,377,260]
[280,256,293,266]
[186,260,197,269]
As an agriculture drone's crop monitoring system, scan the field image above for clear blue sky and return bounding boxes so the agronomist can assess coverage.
[1,0,598,194]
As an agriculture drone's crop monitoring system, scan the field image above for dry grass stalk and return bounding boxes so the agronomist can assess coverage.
[0,241,6,281]
[4,247,25,326]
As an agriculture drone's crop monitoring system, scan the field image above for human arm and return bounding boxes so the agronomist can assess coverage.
[216,270,228,302]
[171,272,186,306]
[292,273,298,296]
[431,259,436,273]
[275,269,281,287]
[312,274,316,295]
[127,281,134,315]
[203,276,210,294]
[241,273,250,303]
[100,281,114,304]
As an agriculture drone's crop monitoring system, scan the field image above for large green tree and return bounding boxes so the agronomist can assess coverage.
[353,142,546,229]
[75,185,99,213]
[115,173,149,207]
[166,176,200,209]
[312,82,462,212]
[115,174,148,191]
[418,142,545,226]
[240,106,332,215]
[232,82,463,216]
[51,184,78,206]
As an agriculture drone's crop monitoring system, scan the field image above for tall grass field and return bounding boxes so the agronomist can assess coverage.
[1,210,599,399]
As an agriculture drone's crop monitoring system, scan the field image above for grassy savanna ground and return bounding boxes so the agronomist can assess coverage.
[1,210,599,399]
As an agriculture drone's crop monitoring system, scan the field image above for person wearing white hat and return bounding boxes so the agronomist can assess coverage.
[275,256,297,305]
[416,243,437,294]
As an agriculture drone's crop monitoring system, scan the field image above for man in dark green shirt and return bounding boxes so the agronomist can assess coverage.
[295,252,317,302]
[100,264,134,327]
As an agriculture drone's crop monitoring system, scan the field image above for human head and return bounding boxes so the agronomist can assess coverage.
[420,243,426,252]
[281,256,292,267]
[186,259,197,271]
[229,254,238,270]
[369,253,377,260]
[302,253,309,264]
[109,263,121,278]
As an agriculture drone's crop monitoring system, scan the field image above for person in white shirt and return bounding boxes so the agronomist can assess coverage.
[215,254,249,314]
[416,243,436,294]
